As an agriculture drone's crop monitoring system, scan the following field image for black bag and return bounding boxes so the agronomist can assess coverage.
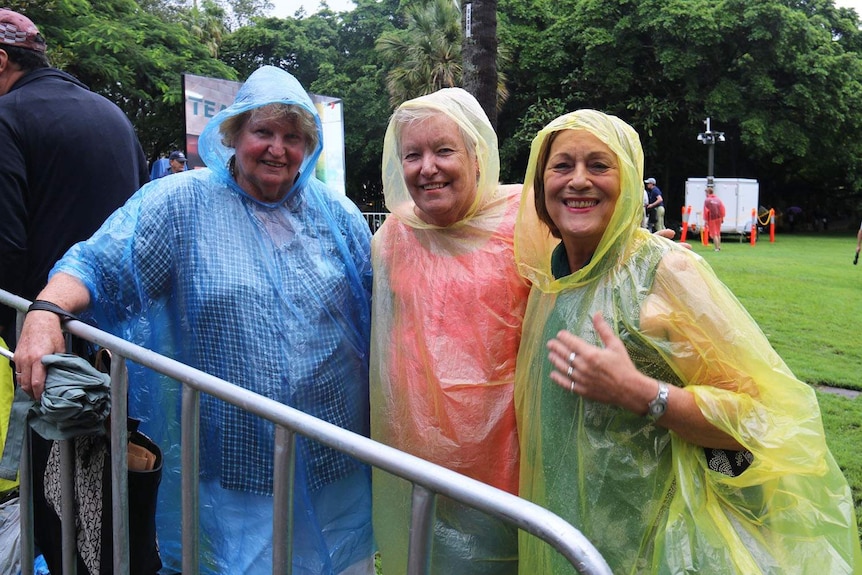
[43,418,162,575]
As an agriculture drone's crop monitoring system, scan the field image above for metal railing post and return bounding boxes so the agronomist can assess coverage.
[14,306,35,575]
[407,484,436,575]
[59,439,77,574]
[110,354,131,574]
[181,385,200,575]
[272,426,296,575]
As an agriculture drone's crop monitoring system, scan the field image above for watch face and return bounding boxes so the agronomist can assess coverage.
[649,402,667,417]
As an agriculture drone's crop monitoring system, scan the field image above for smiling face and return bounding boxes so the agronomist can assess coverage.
[233,113,307,203]
[542,129,621,261]
[399,113,479,227]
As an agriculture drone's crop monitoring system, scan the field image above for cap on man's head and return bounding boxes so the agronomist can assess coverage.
[169,151,187,163]
[644,177,656,185]
[0,9,47,53]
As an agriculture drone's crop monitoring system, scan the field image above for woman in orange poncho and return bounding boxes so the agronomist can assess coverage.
[370,88,527,575]
[513,109,862,574]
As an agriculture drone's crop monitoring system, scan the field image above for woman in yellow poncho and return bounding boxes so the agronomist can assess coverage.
[370,88,526,574]
[513,109,862,574]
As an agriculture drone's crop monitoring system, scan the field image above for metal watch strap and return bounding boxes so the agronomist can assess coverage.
[647,380,669,421]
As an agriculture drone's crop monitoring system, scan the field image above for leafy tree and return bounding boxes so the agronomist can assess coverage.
[217,1,397,206]
[220,15,339,83]
[496,0,862,216]
[17,0,237,162]
[228,0,274,28]
[376,0,510,112]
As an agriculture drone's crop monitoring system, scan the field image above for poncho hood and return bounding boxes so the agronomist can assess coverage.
[381,87,508,231]
[198,65,322,205]
[515,109,653,290]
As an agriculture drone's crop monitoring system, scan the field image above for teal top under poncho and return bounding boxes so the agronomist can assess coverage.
[51,66,374,575]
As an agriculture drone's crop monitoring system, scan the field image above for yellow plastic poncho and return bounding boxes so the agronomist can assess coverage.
[0,338,17,493]
[370,88,526,575]
[513,110,862,574]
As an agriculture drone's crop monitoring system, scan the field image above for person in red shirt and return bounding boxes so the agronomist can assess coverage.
[703,185,726,251]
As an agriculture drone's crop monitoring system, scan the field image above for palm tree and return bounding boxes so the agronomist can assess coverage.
[376,0,508,112]
[462,0,499,128]
[376,0,462,107]
[184,0,230,58]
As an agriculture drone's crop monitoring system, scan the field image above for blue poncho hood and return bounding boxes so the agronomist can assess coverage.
[198,65,323,204]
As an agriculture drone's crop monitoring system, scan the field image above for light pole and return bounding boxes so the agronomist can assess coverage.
[696,117,725,186]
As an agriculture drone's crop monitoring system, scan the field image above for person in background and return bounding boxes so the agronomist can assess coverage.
[513,109,862,574]
[0,8,148,346]
[854,219,861,264]
[168,150,188,174]
[0,9,148,574]
[14,65,374,575]
[371,88,523,575]
[644,176,664,231]
[703,185,725,251]
[642,187,649,228]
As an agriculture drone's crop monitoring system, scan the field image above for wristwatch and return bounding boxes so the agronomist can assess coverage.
[646,381,669,421]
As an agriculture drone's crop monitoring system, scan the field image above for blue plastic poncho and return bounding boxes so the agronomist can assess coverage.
[51,66,374,575]
[371,88,525,575]
[513,110,862,574]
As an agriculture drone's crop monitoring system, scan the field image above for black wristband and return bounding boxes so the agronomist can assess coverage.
[27,300,83,323]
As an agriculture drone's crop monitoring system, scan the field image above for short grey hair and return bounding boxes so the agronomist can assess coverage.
[390,106,477,162]
[219,103,319,156]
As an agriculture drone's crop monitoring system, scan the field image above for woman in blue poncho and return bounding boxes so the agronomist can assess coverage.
[15,66,375,575]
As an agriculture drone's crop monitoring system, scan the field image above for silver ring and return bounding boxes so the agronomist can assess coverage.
[568,351,577,366]
[566,365,574,378]
[570,379,576,393]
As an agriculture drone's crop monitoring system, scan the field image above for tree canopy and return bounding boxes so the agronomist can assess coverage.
[10,0,862,221]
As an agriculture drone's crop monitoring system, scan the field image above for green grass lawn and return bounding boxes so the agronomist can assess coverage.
[685,231,862,536]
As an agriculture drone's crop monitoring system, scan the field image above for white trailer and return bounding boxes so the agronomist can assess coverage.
[684,178,759,234]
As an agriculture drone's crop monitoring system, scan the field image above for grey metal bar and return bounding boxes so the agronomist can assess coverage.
[407,484,436,575]
[110,354,131,574]
[9,307,34,575]
[272,425,296,575]
[19,408,34,575]
[59,439,77,574]
[181,385,201,575]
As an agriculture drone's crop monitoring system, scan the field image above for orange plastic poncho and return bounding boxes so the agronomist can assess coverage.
[370,88,527,575]
[513,110,862,574]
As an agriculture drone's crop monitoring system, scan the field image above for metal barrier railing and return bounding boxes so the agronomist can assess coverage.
[0,289,611,575]
[362,212,389,233]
